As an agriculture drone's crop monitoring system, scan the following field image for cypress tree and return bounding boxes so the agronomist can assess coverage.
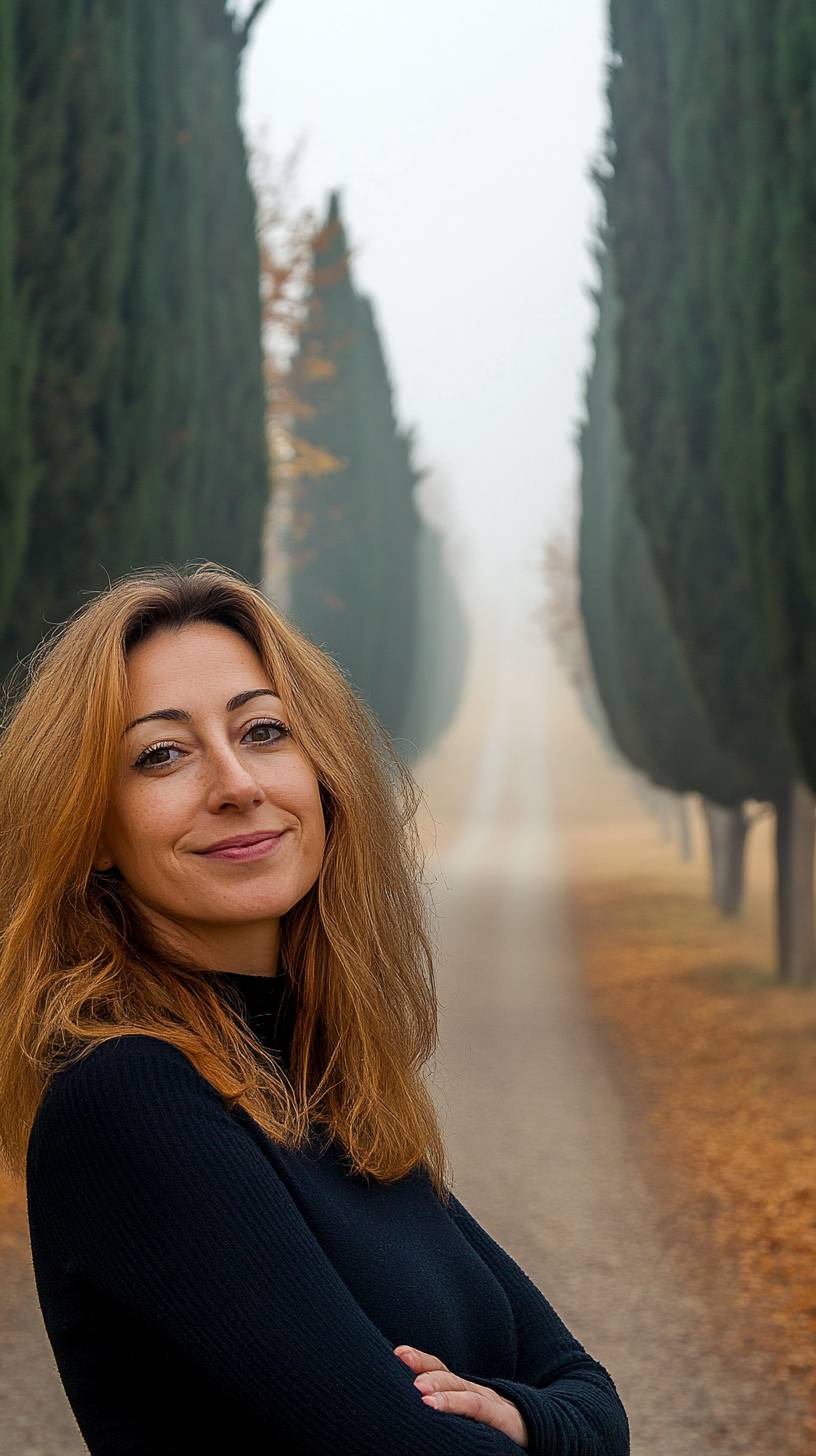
[188,2,269,569]
[352,292,422,735]
[2,0,140,661]
[398,512,471,764]
[578,229,753,910]
[0,0,38,622]
[687,1,816,798]
[284,192,423,742]
[284,194,365,682]
[604,0,812,980]
[0,1,270,682]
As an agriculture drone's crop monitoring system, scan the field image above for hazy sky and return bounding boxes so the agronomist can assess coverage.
[240,1,608,622]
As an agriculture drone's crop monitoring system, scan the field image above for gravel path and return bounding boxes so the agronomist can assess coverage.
[0,1215,86,1453]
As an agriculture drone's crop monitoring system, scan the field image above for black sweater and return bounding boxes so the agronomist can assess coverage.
[26,967,630,1455]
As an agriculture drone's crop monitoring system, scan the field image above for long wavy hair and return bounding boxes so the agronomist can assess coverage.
[0,562,452,1204]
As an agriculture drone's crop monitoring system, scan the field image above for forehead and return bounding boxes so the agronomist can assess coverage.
[127,623,267,687]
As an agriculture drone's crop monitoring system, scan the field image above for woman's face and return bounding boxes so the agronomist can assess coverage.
[95,621,326,973]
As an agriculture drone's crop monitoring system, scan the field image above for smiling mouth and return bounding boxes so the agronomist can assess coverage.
[198,833,287,862]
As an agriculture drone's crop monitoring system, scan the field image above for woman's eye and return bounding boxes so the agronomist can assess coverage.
[133,718,291,771]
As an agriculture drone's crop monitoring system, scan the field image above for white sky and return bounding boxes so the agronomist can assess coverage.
[240,0,608,624]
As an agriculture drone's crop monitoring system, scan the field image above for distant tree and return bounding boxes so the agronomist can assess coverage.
[254,163,470,759]
[282,191,422,741]
[398,469,472,765]
[537,527,614,750]
[252,135,343,610]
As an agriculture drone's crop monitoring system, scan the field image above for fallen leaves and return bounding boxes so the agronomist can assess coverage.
[564,869,816,1453]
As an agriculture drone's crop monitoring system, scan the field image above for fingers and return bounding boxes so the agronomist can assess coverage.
[419,1386,501,1421]
[417,1379,527,1446]
[393,1346,488,1401]
[414,1370,494,1401]
[393,1345,450,1375]
[393,1346,527,1446]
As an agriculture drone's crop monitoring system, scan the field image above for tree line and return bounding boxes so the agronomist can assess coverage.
[576,0,816,986]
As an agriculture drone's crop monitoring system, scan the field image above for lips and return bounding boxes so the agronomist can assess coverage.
[197,831,284,854]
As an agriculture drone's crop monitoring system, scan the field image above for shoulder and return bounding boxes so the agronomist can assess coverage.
[26,1034,259,1243]
[29,1034,221,1164]
[42,1031,204,1096]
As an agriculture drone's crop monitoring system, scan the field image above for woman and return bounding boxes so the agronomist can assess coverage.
[0,563,629,1454]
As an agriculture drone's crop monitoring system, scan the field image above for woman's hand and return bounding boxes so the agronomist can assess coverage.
[394,1343,529,1449]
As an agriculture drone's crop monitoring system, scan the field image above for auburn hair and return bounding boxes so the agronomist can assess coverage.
[0,561,452,1204]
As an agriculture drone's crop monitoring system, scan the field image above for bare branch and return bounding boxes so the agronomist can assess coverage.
[239,0,273,49]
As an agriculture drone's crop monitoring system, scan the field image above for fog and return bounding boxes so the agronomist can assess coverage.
[240,0,607,627]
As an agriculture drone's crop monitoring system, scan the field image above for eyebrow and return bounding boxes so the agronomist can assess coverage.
[122,689,281,737]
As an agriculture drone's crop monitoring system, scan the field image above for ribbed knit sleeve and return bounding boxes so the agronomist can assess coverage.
[28,1036,528,1455]
[444,1193,630,1456]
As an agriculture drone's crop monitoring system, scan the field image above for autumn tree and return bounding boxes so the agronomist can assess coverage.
[278,191,423,741]
[252,136,343,608]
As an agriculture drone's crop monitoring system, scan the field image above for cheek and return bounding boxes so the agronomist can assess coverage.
[307,785,327,842]
[112,784,190,858]
[294,783,327,861]
[281,760,324,824]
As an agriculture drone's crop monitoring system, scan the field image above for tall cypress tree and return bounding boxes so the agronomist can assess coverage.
[0,0,38,623]
[284,194,365,678]
[689,1,816,796]
[579,230,754,909]
[604,0,812,981]
[2,0,140,658]
[284,192,422,741]
[0,1,270,682]
[189,2,269,567]
[352,292,422,734]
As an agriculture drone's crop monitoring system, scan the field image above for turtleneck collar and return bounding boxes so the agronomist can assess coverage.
[211,967,295,1066]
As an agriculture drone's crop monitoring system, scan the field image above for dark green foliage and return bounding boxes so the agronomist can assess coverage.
[578,231,753,807]
[6,0,143,662]
[0,1,269,681]
[0,0,38,622]
[677,0,816,787]
[579,232,651,776]
[601,0,795,798]
[0,0,33,603]
[187,4,269,569]
[284,192,423,741]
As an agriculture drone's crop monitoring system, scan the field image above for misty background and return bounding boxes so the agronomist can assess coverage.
[241,0,606,621]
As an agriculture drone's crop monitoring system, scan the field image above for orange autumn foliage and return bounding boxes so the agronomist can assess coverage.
[561,862,816,1454]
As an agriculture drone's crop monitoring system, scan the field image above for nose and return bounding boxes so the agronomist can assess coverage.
[204,745,267,809]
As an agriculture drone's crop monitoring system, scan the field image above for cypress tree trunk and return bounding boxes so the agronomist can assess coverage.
[700,799,748,918]
[654,791,673,842]
[674,795,692,862]
[773,780,816,987]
